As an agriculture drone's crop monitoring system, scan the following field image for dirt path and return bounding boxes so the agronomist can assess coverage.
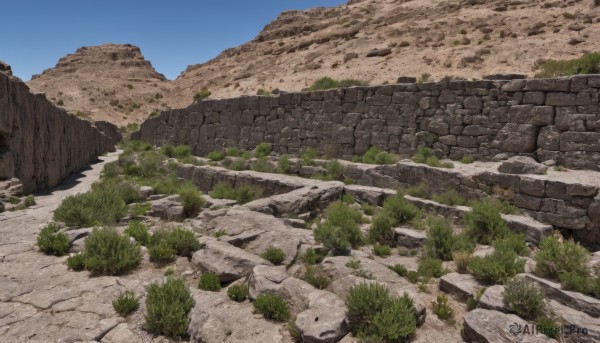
[0,151,164,342]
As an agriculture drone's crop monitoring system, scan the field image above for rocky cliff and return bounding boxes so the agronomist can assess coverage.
[27,44,169,124]
[0,66,117,194]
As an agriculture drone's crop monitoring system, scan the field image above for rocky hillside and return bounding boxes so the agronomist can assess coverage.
[27,0,600,125]
[27,44,170,123]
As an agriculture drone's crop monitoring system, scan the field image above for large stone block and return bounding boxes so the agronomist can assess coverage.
[494,123,538,153]
[507,105,554,125]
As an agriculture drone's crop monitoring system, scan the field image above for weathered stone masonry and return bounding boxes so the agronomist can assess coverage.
[0,72,117,194]
[137,75,600,171]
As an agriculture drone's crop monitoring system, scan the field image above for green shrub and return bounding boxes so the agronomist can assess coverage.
[37,223,70,256]
[418,257,447,282]
[537,316,561,339]
[346,283,391,333]
[461,155,475,164]
[308,77,339,90]
[17,195,36,209]
[193,88,211,101]
[411,146,433,163]
[314,201,364,254]
[148,242,177,263]
[362,203,375,216]
[535,236,590,280]
[356,147,397,165]
[251,156,272,172]
[325,160,343,180]
[278,155,291,174]
[368,213,394,245]
[452,233,476,253]
[389,264,408,277]
[302,265,332,289]
[150,227,202,258]
[83,228,141,275]
[226,147,241,157]
[369,295,417,341]
[431,295,454,320]
[253,294,290,322]
[464,199,509,245]
[301,148,316,166]
[536,52,600,78]
[373,244,391,257]
[261,247,286,265]
[178,185,204,218]
[558,271,593,294]
[255,143,272,158]
[207,151,225,161]
[211,182,263,204]
[54,183,128,227]
[164,267,175,276]
[346,259,361,269]
[346,283,416,341]
[113,290,139,317]
[198,272,221,291]
[468,241,525,284]
[503,277,545,319]
[424,217,454,261]
[382,193,421,225]
[130,202,151,216]
[406,271,420,283]
[145,277,194,338]
[404,183,428,198]
[494,232,529,257]
[432,190,467,206]
[302,248,327,265]
[227,283,249,302]
[452,251,472,274]
[67,253,86,270]
[124,220,150,245]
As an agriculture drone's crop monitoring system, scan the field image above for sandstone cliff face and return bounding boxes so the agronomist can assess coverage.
[0,70,116,194]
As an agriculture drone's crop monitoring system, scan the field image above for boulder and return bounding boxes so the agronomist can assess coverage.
[191,238,268,282]
[394,227,427,248]
[366,48,392,57]
[498,156,548,175]
[463,309,558,342]
[149,195,184,221]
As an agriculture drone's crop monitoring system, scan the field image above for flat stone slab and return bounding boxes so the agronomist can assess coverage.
[394,227,427,248]
[464,309,558,343]
[520,273,600,318]
[440,272,485,301]
[191,237,268,282]
[244,181,344,216]
[188,290,285,343]
[477,285,508,313]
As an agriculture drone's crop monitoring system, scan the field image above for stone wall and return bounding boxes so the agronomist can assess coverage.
[136,75,600,171]
[0,71,116,193]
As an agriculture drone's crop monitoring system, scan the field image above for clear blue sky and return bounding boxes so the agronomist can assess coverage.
[0,0,346,80]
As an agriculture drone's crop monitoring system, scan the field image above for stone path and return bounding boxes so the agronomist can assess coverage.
[0,152,165,343]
